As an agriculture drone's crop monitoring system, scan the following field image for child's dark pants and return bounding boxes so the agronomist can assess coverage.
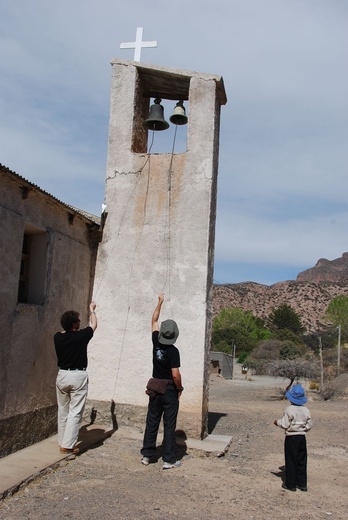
[284,435,307,489]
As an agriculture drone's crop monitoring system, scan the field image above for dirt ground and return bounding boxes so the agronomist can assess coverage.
[0,373,347,520]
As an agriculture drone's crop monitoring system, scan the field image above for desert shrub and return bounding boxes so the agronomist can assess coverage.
[279,341,302,360]
[309,380,319,391]
[321,385,336,401]
[266,358,321,386]
[321,373,348,400]
[242,357,265,375]
[250,340,283,360]
[322,348,348,372]
[246,340,283,374]
[322,348,338,367]
[237,351,248,364]
[273,328,305,345]
[303,330,337,352]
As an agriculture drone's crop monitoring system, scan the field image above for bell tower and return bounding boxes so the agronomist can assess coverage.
[89,59,226,438]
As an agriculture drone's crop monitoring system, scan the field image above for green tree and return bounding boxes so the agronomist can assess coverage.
[269,304,305,337]
[324,295,348,341]
[212,307,271,355]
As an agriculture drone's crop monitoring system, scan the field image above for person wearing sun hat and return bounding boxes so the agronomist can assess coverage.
[274,384,313,492]
[140,293,184,470]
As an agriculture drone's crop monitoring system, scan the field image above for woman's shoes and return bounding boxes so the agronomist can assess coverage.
[60,447,79,454]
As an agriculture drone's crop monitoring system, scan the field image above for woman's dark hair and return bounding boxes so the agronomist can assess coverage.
[60,310,80,332]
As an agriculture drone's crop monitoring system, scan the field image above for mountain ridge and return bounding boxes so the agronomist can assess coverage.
[212,253,348,333]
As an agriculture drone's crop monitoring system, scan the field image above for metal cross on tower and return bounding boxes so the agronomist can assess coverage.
[120,27,157,62]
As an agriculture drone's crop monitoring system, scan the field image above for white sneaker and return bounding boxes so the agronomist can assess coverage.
[162,460,182,470]
[141,457,150,465]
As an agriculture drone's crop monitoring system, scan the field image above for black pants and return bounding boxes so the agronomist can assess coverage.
[284,435,307,489]
[141,386,179,463]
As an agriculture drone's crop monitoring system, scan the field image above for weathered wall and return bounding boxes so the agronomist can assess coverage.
[88,60,226,438]
[0,166,100,457]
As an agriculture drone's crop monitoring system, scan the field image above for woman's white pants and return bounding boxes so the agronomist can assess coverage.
[56,369,89,449]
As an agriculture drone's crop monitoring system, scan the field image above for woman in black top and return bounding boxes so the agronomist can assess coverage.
[54,302,97,454]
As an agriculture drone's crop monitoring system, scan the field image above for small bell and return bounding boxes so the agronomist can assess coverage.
[143,98,169,131]
[169,100,188,126]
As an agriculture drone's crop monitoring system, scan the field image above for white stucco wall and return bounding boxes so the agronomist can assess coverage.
[88,61,226,438]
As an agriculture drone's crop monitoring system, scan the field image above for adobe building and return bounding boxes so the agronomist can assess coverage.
[0,164,100,457]
[88,60,226,438]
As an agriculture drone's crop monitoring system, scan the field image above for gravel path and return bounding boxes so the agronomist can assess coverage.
[0,374,347,519]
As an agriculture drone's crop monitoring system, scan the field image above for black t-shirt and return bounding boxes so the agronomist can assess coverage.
[152,330,180,380]
[54,327,94,369]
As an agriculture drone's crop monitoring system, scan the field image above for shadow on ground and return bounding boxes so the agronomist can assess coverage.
[208,412,227,434]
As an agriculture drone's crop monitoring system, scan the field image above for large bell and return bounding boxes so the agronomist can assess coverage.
[143,98,169,131]
[169,100,188,126]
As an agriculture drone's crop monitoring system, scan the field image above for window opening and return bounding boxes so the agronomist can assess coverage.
[18,234,31,302]
[17,226,48,305]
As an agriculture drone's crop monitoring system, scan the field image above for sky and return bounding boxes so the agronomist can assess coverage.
[1,0,347,286]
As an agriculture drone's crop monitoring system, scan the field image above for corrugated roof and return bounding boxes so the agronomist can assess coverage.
[0,163,101,226]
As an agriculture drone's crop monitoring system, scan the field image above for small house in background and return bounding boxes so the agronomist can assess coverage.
[0,164,100,458]
[210,352,234,379]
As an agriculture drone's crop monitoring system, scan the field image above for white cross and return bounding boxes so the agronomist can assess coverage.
[120,27,157,62]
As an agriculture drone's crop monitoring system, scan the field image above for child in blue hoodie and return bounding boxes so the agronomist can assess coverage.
[274,384,313,492]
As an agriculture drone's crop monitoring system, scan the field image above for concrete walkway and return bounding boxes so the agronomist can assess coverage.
[0,423,232,499]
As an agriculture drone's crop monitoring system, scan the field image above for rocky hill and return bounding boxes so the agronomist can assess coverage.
[296,252,348,283]
[212,253,348,334]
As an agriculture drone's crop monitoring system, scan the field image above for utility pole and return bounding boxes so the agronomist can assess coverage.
[318,336,324,394]
[231,341,236,379]
[337,324,341,375]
